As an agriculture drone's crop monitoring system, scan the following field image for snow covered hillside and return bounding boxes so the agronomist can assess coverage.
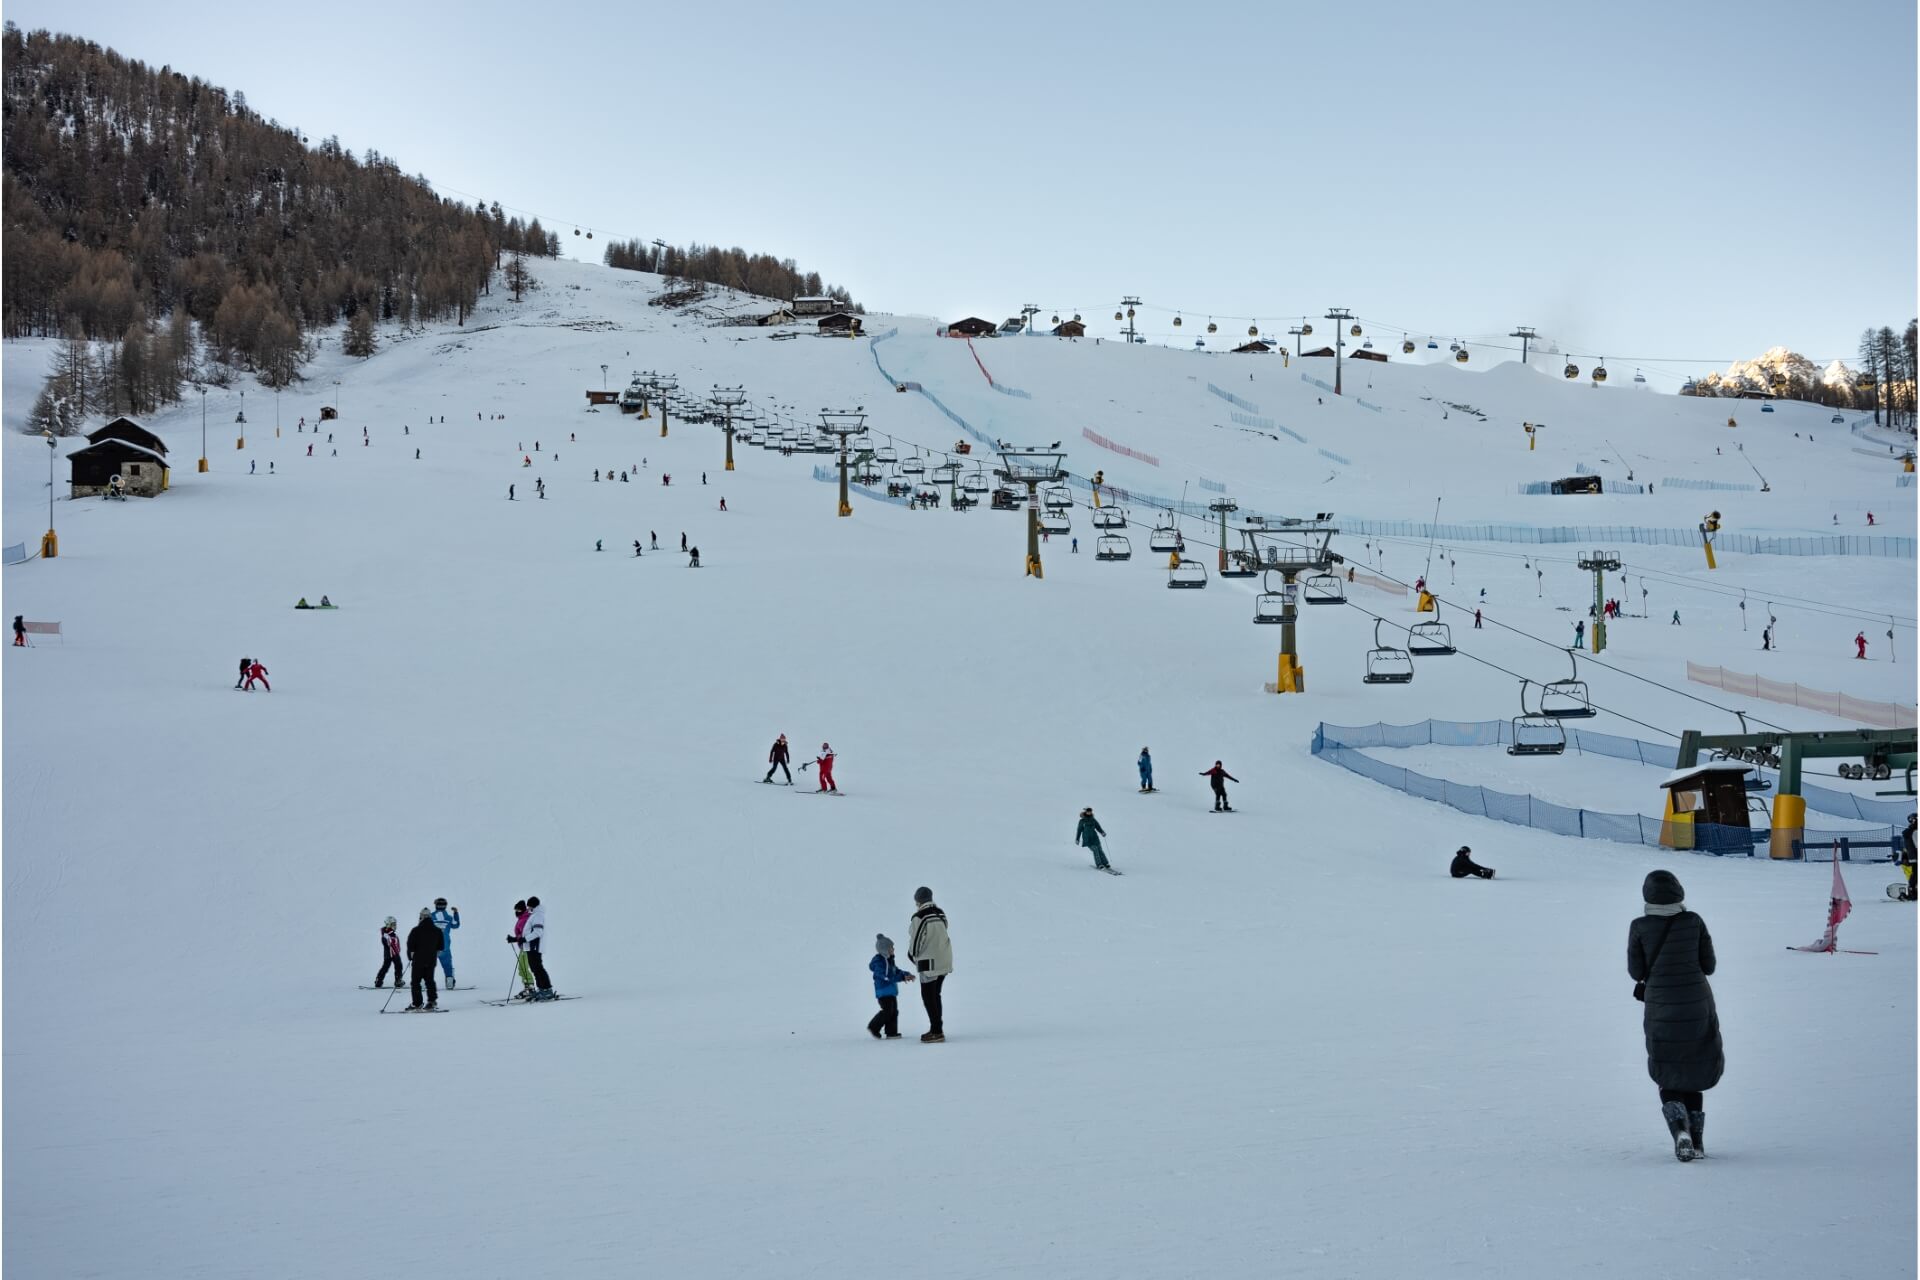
[4,259,1913,1279]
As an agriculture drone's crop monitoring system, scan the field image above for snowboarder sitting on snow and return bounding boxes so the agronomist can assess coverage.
[1075,807,1111,870]
[764,734,792,785]
[319,596,332,608]
[802,743,838,793]
[1200,761,1238,811]
[375,916,404,987]
[296,598,312,609]
[866,934,915,1039]
[1450,846,1495,879]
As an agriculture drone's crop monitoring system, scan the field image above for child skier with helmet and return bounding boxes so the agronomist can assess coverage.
[375,917,404,987]
[803,743,838,793]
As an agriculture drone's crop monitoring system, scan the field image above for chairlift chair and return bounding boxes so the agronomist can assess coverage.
[1829,412,1843,424]
[1149,518,1182,554]
[1040,508,1071,534]
[931,462,961,486]
[1095,534,1132,561]
[1042,484,1073,511]
[874,445,899,465]
[1253,573,1288,623]
[1760,402,1774,413]
[1167,558,1208,589]
[962,471,990,494]
[1407,603,1456,656]
[1363,620,1414,684]
[900,457,926,476]
[1093,507,1126,530]
[1539,653,1596,719]
[1304,571,1345,605]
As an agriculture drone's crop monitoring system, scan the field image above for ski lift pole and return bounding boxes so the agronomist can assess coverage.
[1577,550,1620,654]
[1209,498,1237,574]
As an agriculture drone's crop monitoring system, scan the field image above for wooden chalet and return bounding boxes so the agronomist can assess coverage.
[586,390,620,406]
[946,317,997,338]
[1351,349,1389,363]
[791,296,837,316]
[1052,319,1087,338]
[817,312,864,335]
[70,417,170,497]
[1301,346,1336,358]
[1232,339,1274,354]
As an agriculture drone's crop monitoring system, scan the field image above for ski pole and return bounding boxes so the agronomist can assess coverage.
[505,946,522,1001]
[382,975,404,1014]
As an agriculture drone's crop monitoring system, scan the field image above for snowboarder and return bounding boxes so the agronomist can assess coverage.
[719,498,727,512]
[235,656,250,689]
[1200,760,1238,811]
[1450,845,1495,879]
[702,472,707,484]
[406,908,443,1010]
[681,532,687,552]
[431,899,460,987]
[375,917,405,987]
[1867,512,1875,526]
[1071,537,1078,553]
[509,484,515,501]
[243,659,270,692]
[650,532,658,550]
[908,887,951,1042]
[866,934,914,1039]
[1897,815,1917,901]
[763,734,792,785]
[1075,807,1111,870]
[1855,632,1867,659]
[803,743,838,793]
[522,896,554,999]
[1138,747,1154,792]
[1628,870,1722,1162]
[688,546,700,568]
[633,541,643,557]
[12,615,24,647]
[1473,608,1483,629]
[507,900,535,998]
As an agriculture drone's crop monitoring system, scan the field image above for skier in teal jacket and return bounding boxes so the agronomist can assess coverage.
[1075,807,1110,870]
[431,899,461,986]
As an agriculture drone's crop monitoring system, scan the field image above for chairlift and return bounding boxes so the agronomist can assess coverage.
[1253,571,1288,624]
[1760,401,1774,413]
[1426,338,1439,349]
[962,471,990,494]
[1042,484,1073,511]
[931,461,961,485]
[1539,652,1596,719]
[1093,507,1126,530]
[1407,603,1456,655]
[1149,518,1182,554]
[1304,571,1346,605]
[1095,534,1132,561]
[1167,558,1208,590]
[1363,619,1414,684]
[1509,684,1568,756]
[1040,508,1071,534]
[900,456,926,476]
[1829,412,1843,424]
[1454,346,1470,364]
[1592,364,1609,384]
[874,444,899,465]
[1633,369,1647,384]
[1563,362,1580,379]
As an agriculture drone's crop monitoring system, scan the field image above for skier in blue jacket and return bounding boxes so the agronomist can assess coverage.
[431,898,461,987]
[1138,747,1154,792]
[866,934,915,1039]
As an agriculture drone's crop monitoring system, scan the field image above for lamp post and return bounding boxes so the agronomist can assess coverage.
[41,430,58,558]
[712,385,747,472]
[198,386,209,473]
[600,363,608,391]
[333,379,341,419]
[236,389,245,450]
[1325,308,1354,396]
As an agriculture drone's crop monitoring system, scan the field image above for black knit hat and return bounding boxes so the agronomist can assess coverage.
[914,886,933,905]
[1642,869,1685,905]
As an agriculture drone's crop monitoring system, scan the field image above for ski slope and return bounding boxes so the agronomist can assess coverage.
[3,259,1914,1280]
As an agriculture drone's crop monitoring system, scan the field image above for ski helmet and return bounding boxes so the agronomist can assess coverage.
[433,897,448,908]
[384,916,397,927]
[419,908,433,920]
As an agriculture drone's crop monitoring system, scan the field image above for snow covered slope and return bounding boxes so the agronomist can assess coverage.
[3,259,1913,1279]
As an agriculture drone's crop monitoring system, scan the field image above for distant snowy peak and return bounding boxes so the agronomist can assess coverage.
[1693,346,1853,395]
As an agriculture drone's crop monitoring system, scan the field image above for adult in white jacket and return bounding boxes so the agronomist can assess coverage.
[523,897,555,1000]
[908,886,952,1042]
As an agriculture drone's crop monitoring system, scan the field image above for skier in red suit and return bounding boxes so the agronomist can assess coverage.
[244,660,270,692]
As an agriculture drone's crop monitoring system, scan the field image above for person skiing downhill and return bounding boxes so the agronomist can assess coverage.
[1627,869,1723,1162]
[243,659,270,692]
[406,908,443,1010]
[1200,761,1239,811]
[375,917,405,987]
[1075,807,1111,870]
[522,896,554,999]
[866,933,915,1039]
[763,734,792,785]
[507,900,536,998]
[431,899,460,987]
[1138,747,1155,792]
[1855,631,1868,659]
[12,615,24,647]
[802,743,838,793]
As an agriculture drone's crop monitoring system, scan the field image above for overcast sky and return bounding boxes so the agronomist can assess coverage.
[10,0,1915,380]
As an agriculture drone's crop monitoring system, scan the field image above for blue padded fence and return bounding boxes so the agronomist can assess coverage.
[1311,720,1901,857]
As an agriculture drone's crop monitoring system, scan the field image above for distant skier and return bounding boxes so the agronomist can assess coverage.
[375,916,405,987]
[507,899,535,998]
[431,898,460,987]
[1897,815,1917,901]
[1200,761,1239,812]
[12,615,24,647]
[522,896,554,999]
[1671,610,1682,625]
[1075,807,1111,871]
[688,546,700,568]
[1855,631,1867,659]
[1628,870,1723,1163]
[1138,747,1154,792]
[509,484,515,501]
[1761,625,1772,652]
[243,660,270,692]
[681,532,687,552]
[1572,620,1585,650]
[1473,608,1483,630]
[633,540,643,557]
[803,743,838,793]
[406,908,442,1010]
[763,733,792,785]
[651,532,658,549]
[866,934,914,1039]
[1450,845,1495,879]
[235,656,251,689]
[719,498,727,512]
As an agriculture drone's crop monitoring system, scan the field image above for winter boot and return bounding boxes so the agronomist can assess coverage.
[1662,1101,1696,1162]
[920,1031,945,1043]
[447,975,456,989]
[1688,1111,1706,1158]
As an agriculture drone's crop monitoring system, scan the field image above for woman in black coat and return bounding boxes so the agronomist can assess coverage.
[1627,869,1723,1161]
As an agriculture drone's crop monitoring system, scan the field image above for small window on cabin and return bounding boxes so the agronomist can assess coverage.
[129,464,142,475]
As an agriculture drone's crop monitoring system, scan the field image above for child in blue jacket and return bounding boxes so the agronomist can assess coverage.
[866,933,916,1039]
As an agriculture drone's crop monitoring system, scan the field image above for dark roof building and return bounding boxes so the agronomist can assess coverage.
[1301,346,1336,358]
[818,312,864,334]
[1351,349,1389,363]
[946,317,997,338]
[87,417,169,455]
[1052,320,1087,338]
[1233,340,1274,354]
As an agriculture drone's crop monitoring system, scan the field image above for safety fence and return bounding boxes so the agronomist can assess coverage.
[1275,425,1307,443]
[1319,448,1352,466]
[1851,418,1916,448]
[3,543,26,564]
[1300,374,1336,396]
[1898,474,1914,489]
[1312,720,1900,856]
[1658,477,1759,492]
[1356,398,1384,413]
[811,464,910,506]
[1081,428,1160,467]
[1230,410,1277,429]
[1686,662,1916,730]
[1199,477,1227,493]
[1333,519,1914,558]
[869,330,1000,454]
[1205,383,1259,413]
[1350,571,1407,596]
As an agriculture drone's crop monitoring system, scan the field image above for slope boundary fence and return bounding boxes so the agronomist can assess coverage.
[1686,662,1916,730]
[1081,428,1159,467]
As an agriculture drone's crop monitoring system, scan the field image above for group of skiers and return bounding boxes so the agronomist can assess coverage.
[866,887,952,1042]
[763,734,836,792]
[376,897,553,1008]
[233,657,270,691]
